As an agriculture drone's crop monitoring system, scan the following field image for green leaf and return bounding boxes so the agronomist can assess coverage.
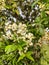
[17,53,25,63]
[17,45,23,51]
[0,59,4,65]
[18,39,27,47]
[39,27,44,35]
[41,0,49,3]
[26,51,34,61]
[31,0,39,8]
[5,44,17,54]
[12,58,16,65]
[41,58,48,65]
[0,42,5,48]
[41,44,49,64]
[26,55,34,61]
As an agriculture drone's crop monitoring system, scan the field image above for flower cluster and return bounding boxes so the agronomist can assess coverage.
[3,22,35,54]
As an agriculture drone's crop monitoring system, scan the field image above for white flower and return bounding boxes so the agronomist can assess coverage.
[6,30,11,36]
[21,32,26,36]
[46,27,49,32]
[22,24,27,28]
[5,22,9,26]
[30,10,34,16]
[18,51,23,55]
[24,46,28,53]
[17,23,27,35]
[18,23,27,29]
[35,7,38,10]
[18,36,26,41]
[6,30,13,39]
[29,42,33,46]
[32,24,35,26]
[5,26,8,31]
[17,29,22,34]
[27,0,30,2]
[28,33,34,37]
[18,23,22,28]
[18,7,26,19]
[13,17,16,22]
[25,33,34,41]
[24,47,28,50]
[3,34,8,39]
[22,37,26,40]
[26,40,33,46]
[8,25,12,29]
[5,24,12,31]
[5,21,11,26]
[12,23,17,31]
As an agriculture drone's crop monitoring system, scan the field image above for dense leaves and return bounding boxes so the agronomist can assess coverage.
[0,0,49,65]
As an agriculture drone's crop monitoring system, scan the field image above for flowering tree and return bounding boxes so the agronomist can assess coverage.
[0,0,49,65]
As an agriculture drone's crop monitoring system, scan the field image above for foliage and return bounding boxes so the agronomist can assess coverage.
[0,0,49,65]
[41,44,49,65]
